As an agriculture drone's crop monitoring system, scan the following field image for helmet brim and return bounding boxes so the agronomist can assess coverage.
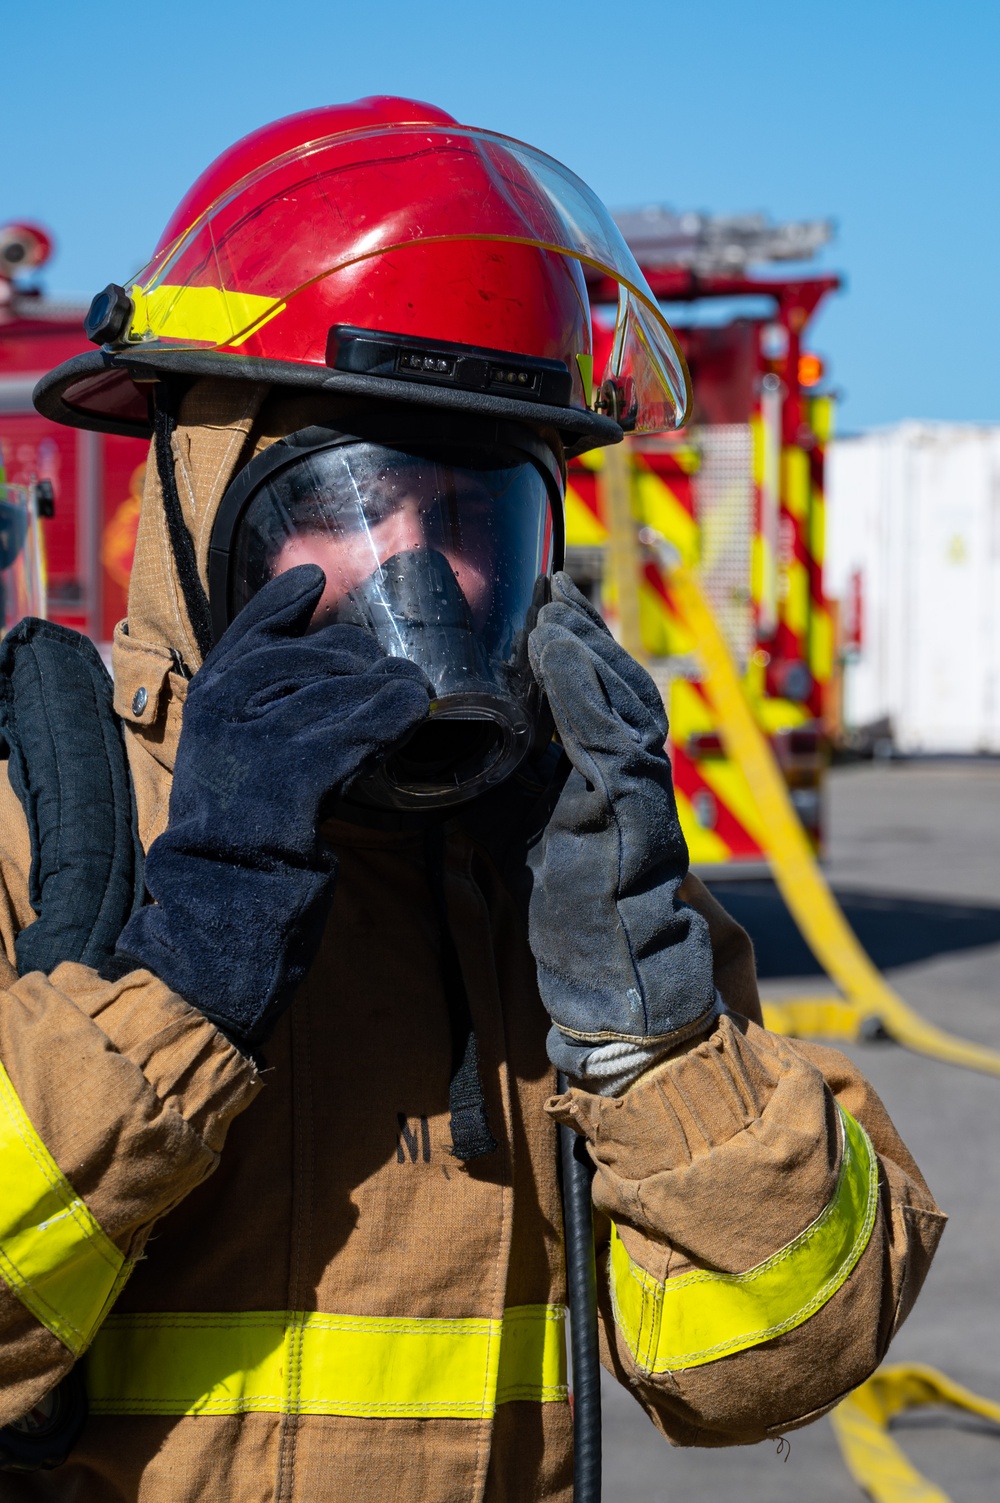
[33,349,624,457]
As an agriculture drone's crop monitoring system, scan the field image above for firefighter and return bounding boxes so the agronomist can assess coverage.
[0,98,942,1499]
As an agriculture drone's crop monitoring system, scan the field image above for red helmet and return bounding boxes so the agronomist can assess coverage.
[34,98,690,453]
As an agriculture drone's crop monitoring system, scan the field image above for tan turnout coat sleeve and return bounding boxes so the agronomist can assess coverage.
[0,381,277,1422]
[0,769,261,1426]
[547,874,946,1446]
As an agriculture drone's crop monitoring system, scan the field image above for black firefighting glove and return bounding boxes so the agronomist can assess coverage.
[110,565,431,1050]
[526,573,716,1090]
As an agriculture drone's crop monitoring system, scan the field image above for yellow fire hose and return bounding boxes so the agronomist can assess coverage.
[665,562,1000,1079]
[829,1365,1000,1502]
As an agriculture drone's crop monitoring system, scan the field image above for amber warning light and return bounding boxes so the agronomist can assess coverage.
[798,352,825,388]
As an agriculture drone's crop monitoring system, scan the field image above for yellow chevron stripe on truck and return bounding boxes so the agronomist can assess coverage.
[781,445,810,521]
[633,468,699,567]
[564,484,608,545]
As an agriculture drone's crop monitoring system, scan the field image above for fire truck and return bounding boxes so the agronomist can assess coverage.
[0,212,839,868]
[0,223,147,654]
[568,209,840,867]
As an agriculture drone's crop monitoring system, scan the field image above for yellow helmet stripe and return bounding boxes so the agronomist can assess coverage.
[130,284,285,349]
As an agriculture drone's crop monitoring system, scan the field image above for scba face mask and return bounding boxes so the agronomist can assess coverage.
[210,416,564,809]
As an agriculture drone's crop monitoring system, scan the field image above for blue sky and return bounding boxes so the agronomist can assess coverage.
[6,0,997,432]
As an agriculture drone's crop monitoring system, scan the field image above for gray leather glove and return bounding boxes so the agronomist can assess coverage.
[526,573,716,1087]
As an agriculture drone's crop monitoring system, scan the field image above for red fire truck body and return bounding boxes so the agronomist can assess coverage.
[0,270,147,652]
[569,233,840,866]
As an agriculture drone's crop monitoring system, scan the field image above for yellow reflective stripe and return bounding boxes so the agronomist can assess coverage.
[87,1304,567,1417]
[0,1059,127,1357]
[495,1304,567,1404]
[610,1105,878,1372]
[129,284,284,349]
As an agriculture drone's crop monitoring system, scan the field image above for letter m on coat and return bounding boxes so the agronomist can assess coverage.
[396,1114,431,1164]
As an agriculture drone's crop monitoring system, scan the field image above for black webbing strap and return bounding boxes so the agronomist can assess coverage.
[0,618,145,976]
[153,392,214,663]
[424,825,496,1161]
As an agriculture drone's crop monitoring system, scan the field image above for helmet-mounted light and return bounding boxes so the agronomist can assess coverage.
[327,326,574,407]
[83,283,134,347]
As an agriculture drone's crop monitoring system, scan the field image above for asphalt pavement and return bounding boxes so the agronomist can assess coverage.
[600,760,1000,1502]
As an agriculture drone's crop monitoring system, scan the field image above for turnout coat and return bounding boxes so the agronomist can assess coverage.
[0,381,944,1501]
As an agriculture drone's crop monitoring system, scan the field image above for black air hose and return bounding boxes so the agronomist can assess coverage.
[558,1072,601,1503]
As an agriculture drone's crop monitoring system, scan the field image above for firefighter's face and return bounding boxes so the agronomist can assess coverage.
[271,477,494,629]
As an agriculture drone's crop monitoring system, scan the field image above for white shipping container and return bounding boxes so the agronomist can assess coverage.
[826,423,1000,753]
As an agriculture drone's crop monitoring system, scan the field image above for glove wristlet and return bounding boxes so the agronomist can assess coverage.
[549,993,727,1097]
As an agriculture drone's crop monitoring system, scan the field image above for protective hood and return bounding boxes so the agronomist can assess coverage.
[113,380,355,785]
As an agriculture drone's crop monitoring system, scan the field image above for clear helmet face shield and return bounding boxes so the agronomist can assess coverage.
[68,123,690,440]
[210,422,563,809]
